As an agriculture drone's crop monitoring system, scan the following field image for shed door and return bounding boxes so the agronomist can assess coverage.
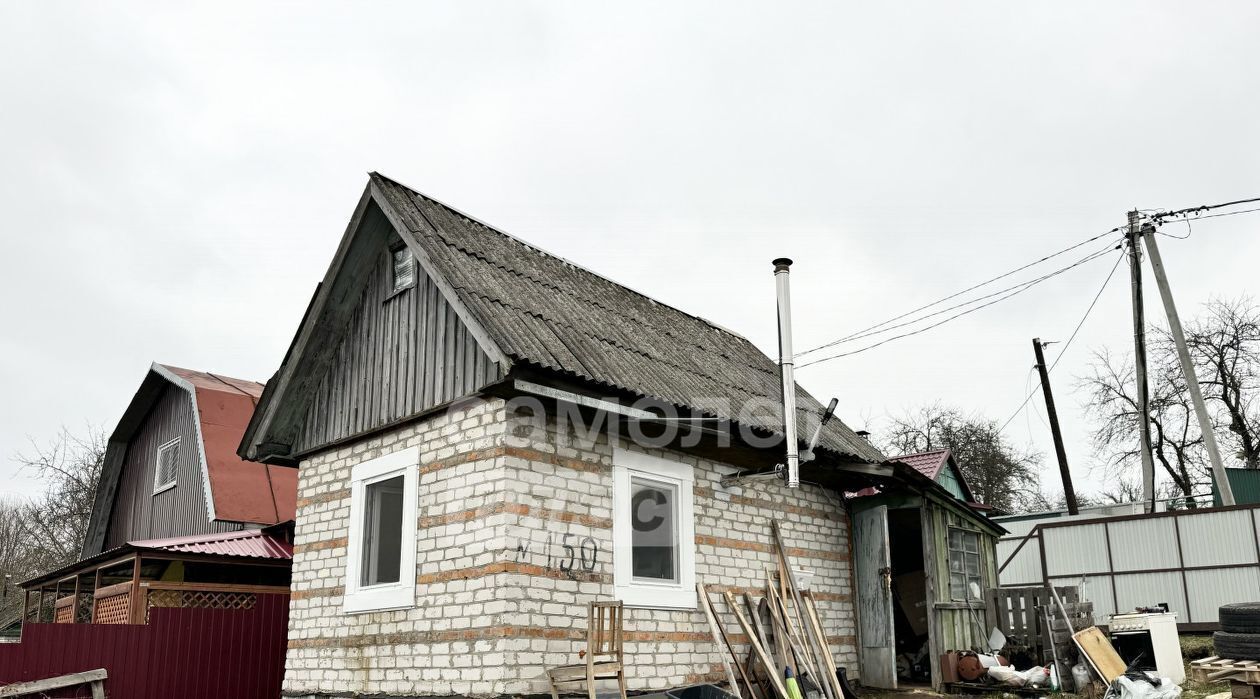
[855,505,896,689]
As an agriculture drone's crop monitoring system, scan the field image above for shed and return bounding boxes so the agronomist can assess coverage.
[848,450,1004,690]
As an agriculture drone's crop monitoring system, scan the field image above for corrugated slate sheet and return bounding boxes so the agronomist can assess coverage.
[373,174,884,463]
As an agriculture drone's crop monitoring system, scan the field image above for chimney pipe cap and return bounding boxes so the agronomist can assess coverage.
[772,258,793,272]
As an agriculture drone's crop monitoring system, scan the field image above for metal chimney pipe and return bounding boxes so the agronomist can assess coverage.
[773,258,800,488]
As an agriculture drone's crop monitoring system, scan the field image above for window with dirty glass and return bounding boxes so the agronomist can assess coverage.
[361,475,404,586]
[948,527,982,601]
[391,247,415,294]
[630,477,678,582]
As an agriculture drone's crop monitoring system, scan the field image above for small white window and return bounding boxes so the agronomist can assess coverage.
[344,446,419,613]
[153,438,180,494]
[391,247,416,294]
[612,448,696,609]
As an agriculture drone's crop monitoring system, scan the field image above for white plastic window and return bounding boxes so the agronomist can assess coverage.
[612,448,696,609]
[344,447,418,613]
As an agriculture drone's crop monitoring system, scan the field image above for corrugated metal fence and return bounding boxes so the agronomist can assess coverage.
[997,503,1260,630]
[0,593,288,698]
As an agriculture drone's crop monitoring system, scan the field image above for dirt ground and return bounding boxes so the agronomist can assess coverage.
[858,636,1230,699]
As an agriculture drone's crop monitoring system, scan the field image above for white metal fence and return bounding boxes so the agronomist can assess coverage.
[995,503,1260,629]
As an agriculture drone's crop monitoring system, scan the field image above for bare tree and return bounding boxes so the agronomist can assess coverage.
[879,403,1044,513]
[14,426,106,571]
[1185,297,1260,468]
[1080,297,1260,502]
[1079,347,1204,500]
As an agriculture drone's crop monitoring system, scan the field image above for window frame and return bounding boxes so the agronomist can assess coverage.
[152,437,180,495]
[946,526,984,604]
[389,245,417,297]
[344,446,419,614]
[612,447,696,610]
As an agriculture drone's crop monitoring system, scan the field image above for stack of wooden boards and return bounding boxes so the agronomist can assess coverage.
[696,521,850,699]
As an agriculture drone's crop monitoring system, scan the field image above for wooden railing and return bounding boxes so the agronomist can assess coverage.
[91,583,132,625]
[39,581,290,627]
[52,597,74,624]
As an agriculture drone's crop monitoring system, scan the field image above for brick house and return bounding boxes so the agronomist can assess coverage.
[239,173,912,698]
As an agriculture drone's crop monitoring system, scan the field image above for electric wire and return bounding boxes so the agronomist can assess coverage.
[797,243,1121,368]
[1150,196,1260,223]
[809,242,1120,349]
[794,226,1124,359]
[996,249,1127,435]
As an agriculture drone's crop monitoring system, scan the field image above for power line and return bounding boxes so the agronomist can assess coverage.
[1150,196,1260,223]
[797,243,1121,368]
[794,226,1124,359]
[807,241,1120,350]
[996,249,1126,435]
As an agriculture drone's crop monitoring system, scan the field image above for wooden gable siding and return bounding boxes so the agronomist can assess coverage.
[104,384,241,549]
[293,246,501,455]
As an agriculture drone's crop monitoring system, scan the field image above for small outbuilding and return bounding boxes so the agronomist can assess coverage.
[848,450,1004,690]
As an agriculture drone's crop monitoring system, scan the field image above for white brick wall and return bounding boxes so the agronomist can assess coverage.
[283,398,859,698]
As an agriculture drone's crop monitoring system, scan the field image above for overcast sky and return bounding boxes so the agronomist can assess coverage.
[2,1,1258,504]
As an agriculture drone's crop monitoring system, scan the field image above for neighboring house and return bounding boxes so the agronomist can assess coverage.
[15,365,296,627]
[82,363,296,555]
[4,364,298,699]
[239,173,960,698]
[847,450,1004,690]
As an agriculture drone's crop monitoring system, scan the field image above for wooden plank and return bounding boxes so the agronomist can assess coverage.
[1072,626,1127,683]
[725,591,791,699]
[772,521,834,699]
[697,584,741,695]
[803,591,846,699]
[138,581,290,595]
[0,668,108,697]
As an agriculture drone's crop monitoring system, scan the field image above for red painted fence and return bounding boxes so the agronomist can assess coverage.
[0,593,288,699]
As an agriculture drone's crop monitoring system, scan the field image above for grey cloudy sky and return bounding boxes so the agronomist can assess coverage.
[2,1,1258,503]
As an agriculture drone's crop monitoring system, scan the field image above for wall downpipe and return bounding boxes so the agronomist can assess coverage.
[773,258,800,488]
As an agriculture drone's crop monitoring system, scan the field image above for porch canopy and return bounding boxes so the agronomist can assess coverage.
[21,529,292,626]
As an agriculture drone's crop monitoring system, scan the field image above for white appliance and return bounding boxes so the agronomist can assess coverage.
[1107,612,1185,685]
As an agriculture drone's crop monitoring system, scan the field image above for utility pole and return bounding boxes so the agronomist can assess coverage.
[1127,210,1158,513]
[1033,338,1079,514]
[1141,224,1236,506]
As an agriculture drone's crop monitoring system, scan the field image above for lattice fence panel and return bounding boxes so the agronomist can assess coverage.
[93,591,131,624]
[145,590,256,622]
[53,599,74,624]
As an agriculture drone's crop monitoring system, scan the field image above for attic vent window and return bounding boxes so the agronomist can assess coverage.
[391,247,416,294]
[153,437,180,494]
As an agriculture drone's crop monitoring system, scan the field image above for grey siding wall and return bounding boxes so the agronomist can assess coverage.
[293,247,501,454]
[104,384,240,548]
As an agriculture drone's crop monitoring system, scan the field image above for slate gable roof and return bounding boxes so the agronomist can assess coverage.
[370,173,883,464]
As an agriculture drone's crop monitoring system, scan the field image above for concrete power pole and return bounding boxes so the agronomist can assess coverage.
[1033,338,1079,514]
[1127,211,1158,513]
[1141,224,1236,506]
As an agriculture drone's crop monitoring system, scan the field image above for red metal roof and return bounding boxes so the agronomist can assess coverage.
[846,450,952,499]
[158,365,297,526]
[129,529,292,560]
[898,449,951,481]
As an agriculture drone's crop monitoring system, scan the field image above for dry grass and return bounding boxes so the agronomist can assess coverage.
[1180,635,1228,699]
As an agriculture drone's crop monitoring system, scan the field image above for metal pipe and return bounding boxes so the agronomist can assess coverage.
[774,258,800,488]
